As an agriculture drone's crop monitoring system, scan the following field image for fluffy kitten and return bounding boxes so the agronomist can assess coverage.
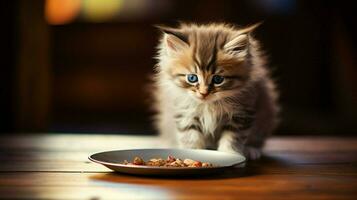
[152,23,279,160]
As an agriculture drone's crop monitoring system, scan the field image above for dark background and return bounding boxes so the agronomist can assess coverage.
[1,0,356,135]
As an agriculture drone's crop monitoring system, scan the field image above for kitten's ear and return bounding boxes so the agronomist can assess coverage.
[156,25,189,55]
[237,22,262,35]
[223,22,262,56]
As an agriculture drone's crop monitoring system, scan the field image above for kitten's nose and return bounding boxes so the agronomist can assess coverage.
[199,91,209,98]
[198,86,209,99]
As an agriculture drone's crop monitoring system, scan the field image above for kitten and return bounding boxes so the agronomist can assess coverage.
[152,23,279,160]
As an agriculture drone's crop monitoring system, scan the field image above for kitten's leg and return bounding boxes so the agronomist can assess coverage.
[241,129,262,160]
[176,129,206,149]
[244,131,264,160]
[244,146,262,160]
[217,130,244,155]
[218,129,262,160]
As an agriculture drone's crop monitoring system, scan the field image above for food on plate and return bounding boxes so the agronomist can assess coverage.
[122,155,214,167]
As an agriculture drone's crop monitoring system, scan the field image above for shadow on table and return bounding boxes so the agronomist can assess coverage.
[89,155,288,182]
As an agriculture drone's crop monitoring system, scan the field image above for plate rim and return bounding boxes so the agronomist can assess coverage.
[88,148,246,170]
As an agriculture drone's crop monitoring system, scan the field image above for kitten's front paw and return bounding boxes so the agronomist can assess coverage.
[177,131,206,149]
[217,144,243,155]
[179,141,205,149]
[244,147,262,160]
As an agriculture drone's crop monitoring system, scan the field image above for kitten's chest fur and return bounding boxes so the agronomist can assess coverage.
[175,100,233,136]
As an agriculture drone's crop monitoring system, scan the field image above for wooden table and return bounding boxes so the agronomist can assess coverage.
[0,134,356,199]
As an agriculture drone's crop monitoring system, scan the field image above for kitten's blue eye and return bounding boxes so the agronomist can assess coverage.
[212,75,224,84]
[187,74,198,83]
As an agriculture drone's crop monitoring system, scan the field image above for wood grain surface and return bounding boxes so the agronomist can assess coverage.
[0,134,356,199]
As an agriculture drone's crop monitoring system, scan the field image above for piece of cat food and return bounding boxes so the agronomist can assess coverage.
[146,158,166,166]
[121,156,214,167]
[167,155,176,163]
[133,156,144,165]
[202,162,213,167]
[191,161,202,167]
[183,158,195,166]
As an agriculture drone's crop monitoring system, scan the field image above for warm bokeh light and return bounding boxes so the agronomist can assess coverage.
[82,0,123,22]
[45,0,169,25]
[45,0,81,25]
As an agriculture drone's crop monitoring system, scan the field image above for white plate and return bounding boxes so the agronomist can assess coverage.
[89,148,246,176]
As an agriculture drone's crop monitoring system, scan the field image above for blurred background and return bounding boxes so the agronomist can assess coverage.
[0,0,356,135]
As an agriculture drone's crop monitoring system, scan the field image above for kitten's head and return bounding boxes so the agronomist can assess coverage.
[156,23,263,103]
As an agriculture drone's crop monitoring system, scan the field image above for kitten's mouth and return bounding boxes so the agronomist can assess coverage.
[196,94,213,102]
[195,93,223,103]
[191,92,216,103]
[196,91,210,99]
[196,94,209,100]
